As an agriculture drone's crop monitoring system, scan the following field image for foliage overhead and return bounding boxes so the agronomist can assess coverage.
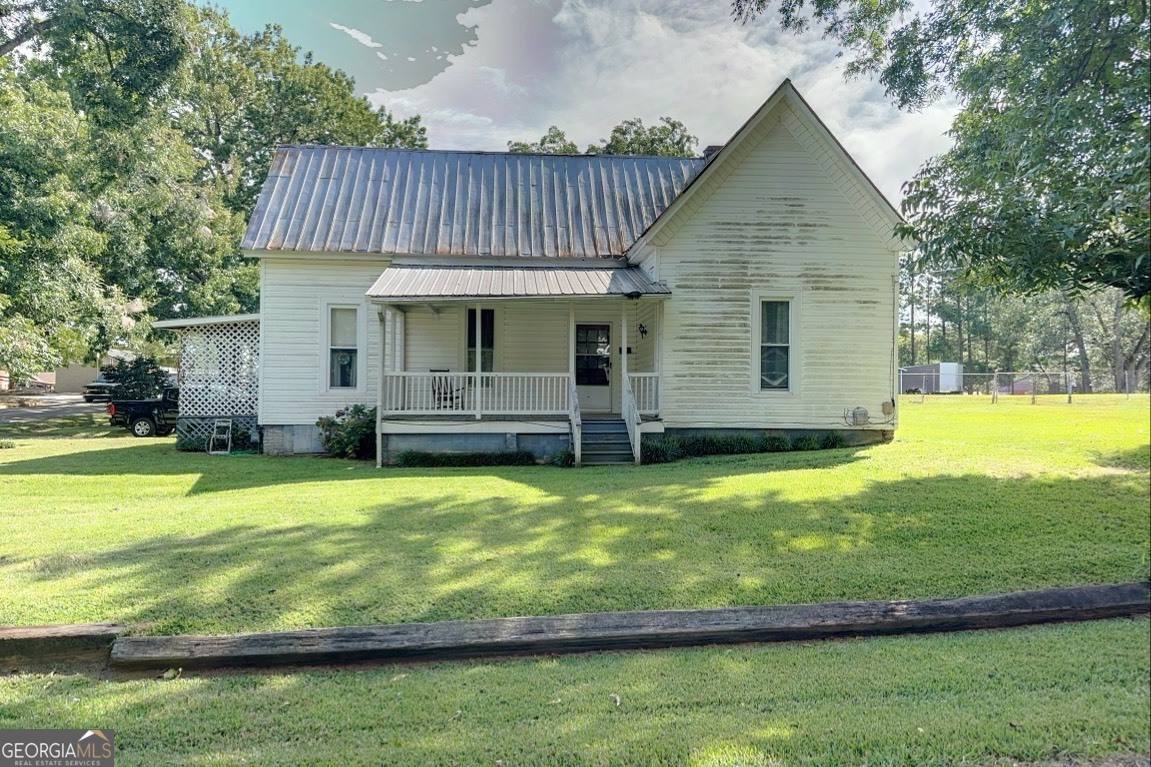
[0,0,190,125]
[507,125,579,154]
[180,7,427,217]
[588,116,698,157]
[0,2,427,377]
[0,65,126,380]
[733,0,1150,308]
[507,117,699,157]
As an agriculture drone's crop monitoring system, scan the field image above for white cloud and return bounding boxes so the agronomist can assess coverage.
[329,23,384,49]
[478,66,528,97]
[367,0,959,201]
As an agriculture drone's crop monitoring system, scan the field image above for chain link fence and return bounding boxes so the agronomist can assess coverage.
[900,370,1148,403]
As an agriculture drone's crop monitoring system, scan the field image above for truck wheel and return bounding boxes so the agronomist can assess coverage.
[130,416,157,438]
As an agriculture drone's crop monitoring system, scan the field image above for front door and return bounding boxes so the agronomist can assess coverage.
[575,323,612,412]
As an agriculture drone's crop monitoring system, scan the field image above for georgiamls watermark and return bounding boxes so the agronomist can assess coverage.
[0,730,114,767]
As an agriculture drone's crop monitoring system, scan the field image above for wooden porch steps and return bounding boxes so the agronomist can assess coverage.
[581,418,634,465]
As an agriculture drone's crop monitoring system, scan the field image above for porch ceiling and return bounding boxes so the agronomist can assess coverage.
[366,264,671,302]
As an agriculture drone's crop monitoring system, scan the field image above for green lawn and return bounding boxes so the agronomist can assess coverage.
[0,395,1148,634]
[1,619,1147,766]
[1,395,1148,765]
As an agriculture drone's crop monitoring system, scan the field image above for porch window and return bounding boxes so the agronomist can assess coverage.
[329,306,358,388]
[760,300,790,390]
[466,308,494,372]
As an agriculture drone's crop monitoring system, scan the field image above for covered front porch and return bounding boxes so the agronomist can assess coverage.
[368,261,669,466]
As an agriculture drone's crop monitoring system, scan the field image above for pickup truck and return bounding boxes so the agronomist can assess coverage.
[108,387,179,437]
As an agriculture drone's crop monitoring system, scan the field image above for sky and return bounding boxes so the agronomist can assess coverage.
[210,0,958,204]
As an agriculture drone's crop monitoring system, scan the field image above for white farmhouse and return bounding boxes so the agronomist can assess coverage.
[236,80,903,465]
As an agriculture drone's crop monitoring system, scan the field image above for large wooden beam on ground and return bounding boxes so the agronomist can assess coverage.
[1,623,125,664]
[110,582,1150,671]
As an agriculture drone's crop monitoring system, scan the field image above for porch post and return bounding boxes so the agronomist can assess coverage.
[393,308,405,373]
[620,298,629,409]
[376,308,387,468]
[473,303,482,419]
[568,303,576,375]
[656,300,664,414]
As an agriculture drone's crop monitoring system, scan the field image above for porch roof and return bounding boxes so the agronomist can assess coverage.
[366,264,671,302]
[152,313,260,330]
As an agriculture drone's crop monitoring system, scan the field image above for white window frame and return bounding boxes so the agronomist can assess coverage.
[323,302,366,393]
[751,293,798,395]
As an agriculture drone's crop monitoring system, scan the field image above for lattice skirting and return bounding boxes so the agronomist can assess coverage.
[176,416,261,453]
[178,320,260,419]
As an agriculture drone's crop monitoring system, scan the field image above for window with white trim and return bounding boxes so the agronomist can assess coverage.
[329,306,358,388]
[759,300,790,390]
[466,308,494,372]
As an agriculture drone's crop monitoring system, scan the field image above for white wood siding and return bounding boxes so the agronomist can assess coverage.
[632,300,658,373]
[501,301,569,373]
[403,306,461,372]
[259,258,389,425]
[656,105,899,430]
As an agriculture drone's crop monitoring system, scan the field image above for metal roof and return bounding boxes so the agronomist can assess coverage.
[241,146,704,258]
[366,265,671,302]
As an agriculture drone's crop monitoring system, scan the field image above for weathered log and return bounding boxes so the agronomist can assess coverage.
[0,623,125,664]
[110,582,1150,670]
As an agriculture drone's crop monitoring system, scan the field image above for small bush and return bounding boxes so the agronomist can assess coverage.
[0,439,16,449]
[675,434,762,457]
[104,357,171,400]
[792,434,822,451]
[316,405,377,459]
[551,448,575,467]
[762,434,791,452]
[175,434,205,452]
[641,437,683,464]
[392,450,536,468]
[821,431,847,449]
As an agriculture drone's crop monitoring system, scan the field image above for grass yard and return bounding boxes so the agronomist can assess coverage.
[0,619,1146,766]
[0,395,1147,634]
[1,394,1148,765]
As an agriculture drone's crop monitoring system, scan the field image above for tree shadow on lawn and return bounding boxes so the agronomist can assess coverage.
[0,442,382,493]
[0,440,870,495]
[1091,444,1151,472]
[11,469,1149,635]
[0,413,122,439]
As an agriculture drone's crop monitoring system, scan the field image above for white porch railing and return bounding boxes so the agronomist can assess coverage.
[381,372,571,417]
[621,375,641,464]
[629,373,660,415]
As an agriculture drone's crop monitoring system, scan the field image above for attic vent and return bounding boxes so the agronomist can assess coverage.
[702,145,723,162]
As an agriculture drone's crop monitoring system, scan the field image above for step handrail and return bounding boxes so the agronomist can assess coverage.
[568,374,582,468]
[621,375,641,464]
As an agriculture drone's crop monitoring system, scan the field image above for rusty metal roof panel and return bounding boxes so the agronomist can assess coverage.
[241,146,704,257]
[366,265,672,301]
